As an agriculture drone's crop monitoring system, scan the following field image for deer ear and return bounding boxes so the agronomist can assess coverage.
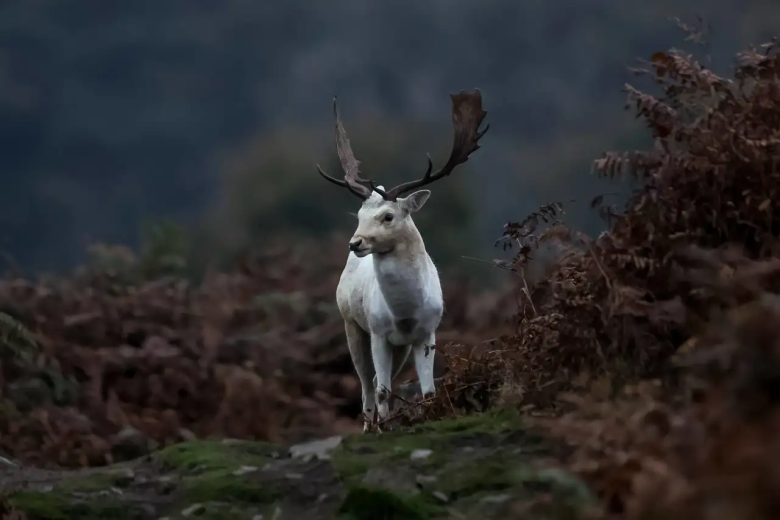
[399,190,431,214]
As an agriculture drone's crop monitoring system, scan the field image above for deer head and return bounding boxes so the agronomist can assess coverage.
[316,90,489,257]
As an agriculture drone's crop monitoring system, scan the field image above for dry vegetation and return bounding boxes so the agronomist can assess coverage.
[0,236,513,468]
[416,32,780,519]
[3,29,780,520]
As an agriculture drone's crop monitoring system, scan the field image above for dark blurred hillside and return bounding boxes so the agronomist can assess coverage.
[0,0,776,273]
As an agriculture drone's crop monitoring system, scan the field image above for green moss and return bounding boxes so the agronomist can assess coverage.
[8,492,143,520]
[153,440,283,512]
[436,452,516,499]
[156,440,276,473]
[407,407,522,435]
[331,410,591,519]
[337,486,442,520]
[333,433,433,481]
[178,468,282,505]
[332,408,544,483]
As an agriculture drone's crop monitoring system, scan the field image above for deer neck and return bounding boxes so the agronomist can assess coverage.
[372,221,430,318]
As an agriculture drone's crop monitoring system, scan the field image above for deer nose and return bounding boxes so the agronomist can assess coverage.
[348,238,363,252]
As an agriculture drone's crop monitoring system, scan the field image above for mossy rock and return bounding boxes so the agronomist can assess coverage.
[4,410,597,519]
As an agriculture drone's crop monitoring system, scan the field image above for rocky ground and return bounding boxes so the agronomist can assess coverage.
[1,409,596,520]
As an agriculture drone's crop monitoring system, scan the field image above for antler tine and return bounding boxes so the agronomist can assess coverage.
[317,164,373,199]
[333,96,376,199]
[382,89,489,201]
[316,95,374,200]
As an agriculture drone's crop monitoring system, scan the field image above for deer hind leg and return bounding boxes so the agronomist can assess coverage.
[344,320,375,431]
[412,333,437,398]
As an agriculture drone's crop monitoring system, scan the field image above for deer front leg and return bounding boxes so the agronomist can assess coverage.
[344,320,376,431]
[371,333,393,420]
[412,333,436,398]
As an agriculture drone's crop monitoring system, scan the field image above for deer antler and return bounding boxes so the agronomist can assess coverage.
[316,96,375,200]
[381,89,489,201]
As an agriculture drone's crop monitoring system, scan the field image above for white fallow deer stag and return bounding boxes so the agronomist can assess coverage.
[316,89,489,432]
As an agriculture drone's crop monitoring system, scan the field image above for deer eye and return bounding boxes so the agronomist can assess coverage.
[383,213,394,223]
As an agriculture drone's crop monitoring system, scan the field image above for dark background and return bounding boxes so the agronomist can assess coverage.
[0,0,774,277]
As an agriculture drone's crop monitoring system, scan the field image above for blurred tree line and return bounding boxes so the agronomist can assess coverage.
[86,117,484,283]
[0,0,776,275]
